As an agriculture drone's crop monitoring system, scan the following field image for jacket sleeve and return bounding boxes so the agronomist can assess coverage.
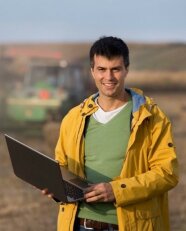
[110,107,179,207]
[55,116,68,166]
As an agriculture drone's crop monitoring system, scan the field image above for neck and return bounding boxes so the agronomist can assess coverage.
[97,91,129,112]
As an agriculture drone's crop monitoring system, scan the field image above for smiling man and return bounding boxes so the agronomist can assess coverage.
[92,55,127,94]
[54,36,179,231]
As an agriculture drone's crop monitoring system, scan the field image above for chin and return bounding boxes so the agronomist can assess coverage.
[103,92,117,98]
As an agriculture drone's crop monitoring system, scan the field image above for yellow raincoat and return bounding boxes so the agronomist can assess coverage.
[55,88,179,231]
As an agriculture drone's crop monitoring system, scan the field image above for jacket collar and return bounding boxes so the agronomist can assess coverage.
[127,88,155,129]
[126,88,146,113]
[80,88,155,120]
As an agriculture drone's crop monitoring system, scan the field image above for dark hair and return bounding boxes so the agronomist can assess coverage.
[89,36,130,68]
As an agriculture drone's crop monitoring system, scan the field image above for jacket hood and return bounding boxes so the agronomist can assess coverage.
[80,88,156,116]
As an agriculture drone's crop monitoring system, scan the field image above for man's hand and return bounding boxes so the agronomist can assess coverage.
[41,188,54,199]
[84,183,115,203]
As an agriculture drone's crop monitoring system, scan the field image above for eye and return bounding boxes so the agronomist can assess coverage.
[97,67,106,72]
[112,67,121,72]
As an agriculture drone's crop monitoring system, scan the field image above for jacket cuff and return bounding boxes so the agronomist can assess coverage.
[110,179,127,207]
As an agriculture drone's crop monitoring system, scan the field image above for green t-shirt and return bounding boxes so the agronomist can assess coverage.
[77,100,132,224]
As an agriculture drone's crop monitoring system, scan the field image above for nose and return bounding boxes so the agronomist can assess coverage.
[105,70,114,80]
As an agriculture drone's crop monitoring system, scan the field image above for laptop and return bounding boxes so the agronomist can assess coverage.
[5,134,89,203]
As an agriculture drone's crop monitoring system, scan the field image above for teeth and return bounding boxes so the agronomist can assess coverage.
[103,83,116,86]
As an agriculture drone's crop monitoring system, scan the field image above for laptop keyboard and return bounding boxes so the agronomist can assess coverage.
[64,181,84,200]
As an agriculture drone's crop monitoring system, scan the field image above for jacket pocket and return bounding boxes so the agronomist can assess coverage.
[134,205,161,231]
[127,198,161,231]
[135,210,161,231]
[135,208,160,219]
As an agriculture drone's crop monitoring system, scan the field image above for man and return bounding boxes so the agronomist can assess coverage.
[52,36,178,231]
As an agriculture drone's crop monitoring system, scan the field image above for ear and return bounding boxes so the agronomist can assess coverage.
[125,67,129,77]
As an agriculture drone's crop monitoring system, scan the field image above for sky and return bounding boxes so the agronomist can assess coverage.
[0,0,186,44]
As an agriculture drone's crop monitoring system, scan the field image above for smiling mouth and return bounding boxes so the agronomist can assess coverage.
[103,83,117,87]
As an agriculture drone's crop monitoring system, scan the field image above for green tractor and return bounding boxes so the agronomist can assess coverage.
[6,62,92,124]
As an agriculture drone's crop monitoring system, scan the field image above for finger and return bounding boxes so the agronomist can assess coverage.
[85,190,103,202]
[85,183,115,202]
[86,194,103,202]
[84,183,107,199]
[47,193,54,198]
[84,184,97,193]
[84,188,103,201]
[84,190,97,199]
[41,188,49,195]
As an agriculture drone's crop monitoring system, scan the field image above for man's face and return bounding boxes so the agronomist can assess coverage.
[91,55,128,99]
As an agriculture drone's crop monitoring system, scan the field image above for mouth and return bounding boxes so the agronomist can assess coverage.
[103,82,117,87]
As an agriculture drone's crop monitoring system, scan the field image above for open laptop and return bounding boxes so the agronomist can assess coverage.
[5,134,89,203]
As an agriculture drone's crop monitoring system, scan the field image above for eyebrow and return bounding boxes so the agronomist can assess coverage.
[97,65,122,70]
